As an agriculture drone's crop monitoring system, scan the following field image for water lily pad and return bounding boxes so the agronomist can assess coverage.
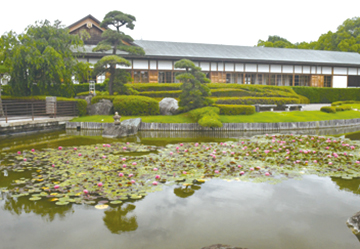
[55,201,69,205]
[109,200,122,205]
[95,204,109,209]
[29,197,41,201]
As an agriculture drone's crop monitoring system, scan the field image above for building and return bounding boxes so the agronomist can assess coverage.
[68,15,360,88]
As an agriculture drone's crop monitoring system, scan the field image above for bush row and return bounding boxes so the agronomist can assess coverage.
[125,83,182,92]
[138,90,181,98]
[215,105,255,115]
[292,87,360,103]
[1,96,87,116]
[214,97,300,105]
[320,106,352,113]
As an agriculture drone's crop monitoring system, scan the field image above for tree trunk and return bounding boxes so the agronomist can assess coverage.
[108,65,116,95]
[0,83,4,117]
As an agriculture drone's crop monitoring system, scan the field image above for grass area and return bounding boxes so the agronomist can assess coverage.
[70,110,360,124]
[339,104,360,110]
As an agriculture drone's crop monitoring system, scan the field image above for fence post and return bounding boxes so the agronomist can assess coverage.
[31,103,34,121]
[5,104,7,123]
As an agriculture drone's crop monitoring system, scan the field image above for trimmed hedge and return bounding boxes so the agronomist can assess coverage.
[91,96,117,104]
[126,83,182,92]
[113,95,160,116]
[292,87,360,103]
[1,96,87,116]
[214,97,299,105]
[320,106,336,113]
[1,85,11,95]
[332,100,360,106]
[297,95,310,104]
[188,107,222,128]
[335,106,352,111]
[138,90,181,98]
[215,105,255,115]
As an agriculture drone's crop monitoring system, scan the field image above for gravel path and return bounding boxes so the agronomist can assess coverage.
[302,104,331,111]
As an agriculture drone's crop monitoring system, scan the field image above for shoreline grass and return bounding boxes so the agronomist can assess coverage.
[70,110,360,124]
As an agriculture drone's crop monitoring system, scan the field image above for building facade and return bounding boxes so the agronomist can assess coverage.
[69,15,360,88]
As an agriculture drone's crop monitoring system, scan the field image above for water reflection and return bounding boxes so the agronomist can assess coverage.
[331,177,360,196]
[103,204,138,234]
[1,193,74,222]
[174,184,202,198]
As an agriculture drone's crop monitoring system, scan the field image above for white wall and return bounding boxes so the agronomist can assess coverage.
[133,60,148,70]
[333,76,347,88]
[158,61,172,70]
[245,64,257,72]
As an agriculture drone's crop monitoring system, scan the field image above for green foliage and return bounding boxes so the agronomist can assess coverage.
[332,100,360,106]
[93,10,144,95]
[91,95,117,104]
[188,107,222,128]
[113,95,159,116]
[0,96,87,116]
[1,85,11,95]
[126,83,182,92]
[320,106,336,113]
[297,95,310,104]
[175,59,212,112]
[335,106,352,111]
[6,20,87,97]
[138,90,181,98]
[256,17,360,53]
[292,87,360,103]
[215,97,299,105]
[216,105,255,115]
[74,82,108,95]
[112,69,138,95]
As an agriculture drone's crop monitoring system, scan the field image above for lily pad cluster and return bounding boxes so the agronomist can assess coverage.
[1,135,360,206]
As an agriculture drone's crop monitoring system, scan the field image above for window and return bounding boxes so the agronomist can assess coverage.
[276,75,282,86]
[324,76,332,87]
[270,75,276,85]
[226,73,236,83]
[245,74,256,84]
[158,71,173,83]
[236,73,243,84]
[134,71,149,83]
[282,75,293,86]
[257,74,263,85]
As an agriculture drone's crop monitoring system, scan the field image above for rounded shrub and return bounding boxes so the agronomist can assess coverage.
[113,95,160,116]
[335,106,352,112]
[320,106,336,113]
[198,116,223,128]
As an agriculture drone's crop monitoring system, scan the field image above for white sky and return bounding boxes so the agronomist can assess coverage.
[1,0,360,46]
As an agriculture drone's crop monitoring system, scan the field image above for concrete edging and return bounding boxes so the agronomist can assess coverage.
[66,118,360,131]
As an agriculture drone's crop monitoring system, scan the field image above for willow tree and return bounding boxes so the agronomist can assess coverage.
[7,20,87,97]
[93,11,145,95]
[175,59,213,112]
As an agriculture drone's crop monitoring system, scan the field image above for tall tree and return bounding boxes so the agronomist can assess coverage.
[0,31,17,116]
[7,20,87,97]
[93,10,145,95]
[174,59,213,112]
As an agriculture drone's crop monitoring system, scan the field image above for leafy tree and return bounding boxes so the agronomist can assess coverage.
[174,59,213,112]
[6,20,88,97]
[93,10,145,95]
[256,17,360,53]
[0,31,16,116]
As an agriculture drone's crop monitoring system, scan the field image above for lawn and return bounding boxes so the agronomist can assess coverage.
[70,110,360,124]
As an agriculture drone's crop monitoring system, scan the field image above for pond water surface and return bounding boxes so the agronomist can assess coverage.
[1,130,360,249]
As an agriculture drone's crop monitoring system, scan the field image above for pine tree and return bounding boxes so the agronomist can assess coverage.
[175,59,213,112]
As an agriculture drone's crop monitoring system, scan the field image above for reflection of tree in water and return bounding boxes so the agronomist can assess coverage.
[103,204,138,234]
[331,177,360,196]
[174,184,201,198]
[2,193,73,222]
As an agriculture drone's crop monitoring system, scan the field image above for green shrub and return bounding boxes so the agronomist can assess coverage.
[292,87,360,103]
[138,90,181,98]
[198,116,223,128]
[215,105,255,115]
[0,96,87,116]
[335,106,352,111]
[214,97,299,105]
[126,83,182,92]
[113,95,159,116]
[332,100,360,106]
[188,107,222,128]
[298,95,310,104]
[320,106,336,113]
[91,96,117,104]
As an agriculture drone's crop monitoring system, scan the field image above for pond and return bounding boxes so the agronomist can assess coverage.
[1,129,360,249]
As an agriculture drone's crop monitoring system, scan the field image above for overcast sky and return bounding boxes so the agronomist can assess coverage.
[1,0,360,47]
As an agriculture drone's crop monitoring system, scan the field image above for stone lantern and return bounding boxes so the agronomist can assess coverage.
[113,112,121,125]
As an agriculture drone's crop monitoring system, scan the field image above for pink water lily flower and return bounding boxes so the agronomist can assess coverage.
[119,173,124,177]
[83,189,89,194]
[31,149,35,152]
[17,151,21,154]
[152,181,158,185]
[54,185,59,189]
[97,182,103,187]
[153,168,158,171]
[23,158,27,161]
[131,180,136,184]
[155,175,160,179]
